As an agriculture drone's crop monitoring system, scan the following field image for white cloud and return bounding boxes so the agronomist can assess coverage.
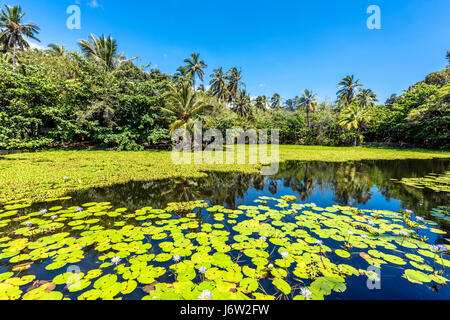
[87,0,101,8]
[28,41,46,51]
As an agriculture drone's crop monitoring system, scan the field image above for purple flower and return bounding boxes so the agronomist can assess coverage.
[401,231,410,237]
[198,290,213,300]
[432,245,448,253]
[111,257,122,265]
[199,267,208,274]
[40,209,48,215]
[300,288,312,300]
[173,255,181,262]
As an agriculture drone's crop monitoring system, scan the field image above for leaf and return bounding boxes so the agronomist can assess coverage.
[273,279,291,295]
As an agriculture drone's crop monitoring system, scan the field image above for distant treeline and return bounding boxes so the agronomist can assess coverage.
[0,5,449,150]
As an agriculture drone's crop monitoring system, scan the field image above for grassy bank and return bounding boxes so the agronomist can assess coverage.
[2,145,449,203]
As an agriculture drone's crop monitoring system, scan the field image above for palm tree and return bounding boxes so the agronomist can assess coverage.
[285,97,300,111]
[183,53,207,90]
[298,89,319,128]
[47,43,65,56]
[174,66,193,87]
[337,75,363,107]
[78,34,133,72]
[0,5,40,65]
[232,89,252,117]
[159,83,214,139]
[226,67,245,104]
[357,89,378,109]
[0,52,11,63]
[271,93,282,110]
[254,95,268,112]
[209,67,228,101]
[338,104,372,146]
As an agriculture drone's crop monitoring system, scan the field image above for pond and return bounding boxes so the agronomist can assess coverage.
[0,159,449,300]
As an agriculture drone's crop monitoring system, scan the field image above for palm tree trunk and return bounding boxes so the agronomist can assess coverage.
[12,42,17,66]
[306,108,310,129]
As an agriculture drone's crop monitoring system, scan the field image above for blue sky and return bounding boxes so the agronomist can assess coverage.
[6,0,450,103]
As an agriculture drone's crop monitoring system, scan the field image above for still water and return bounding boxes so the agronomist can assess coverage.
[2,159,449,300]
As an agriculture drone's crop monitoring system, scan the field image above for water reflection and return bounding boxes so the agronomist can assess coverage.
[62,159,449,224]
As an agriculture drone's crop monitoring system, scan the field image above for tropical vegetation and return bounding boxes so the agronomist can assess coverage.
[0,5,448,151]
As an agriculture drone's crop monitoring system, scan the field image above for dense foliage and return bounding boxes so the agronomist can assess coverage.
[0,50,172,150]
[0,5,448,150]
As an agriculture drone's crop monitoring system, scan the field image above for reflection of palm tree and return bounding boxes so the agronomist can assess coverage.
[60,158,449,225]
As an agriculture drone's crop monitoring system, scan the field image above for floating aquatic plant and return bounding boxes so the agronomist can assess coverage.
[397,171,450,193]
[0,196,448,300]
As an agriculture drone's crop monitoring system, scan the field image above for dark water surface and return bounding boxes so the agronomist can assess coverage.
[6,159,450,300]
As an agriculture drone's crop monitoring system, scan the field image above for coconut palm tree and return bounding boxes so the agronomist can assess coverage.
[254,95,268,112]
[0,5,40,65]
[47,43,65,56]
[183,53,207,90]
[78,34,134,72]
[226,67,245,104]
[271,93,282,110]
[298,89,319,128]
[232,89,252,117]
[337,75,363,107]
[173,66,193,87]
[356,89,378,109]
[338,104,373,146]
[209,67,228,101]
[159,83,214,138]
